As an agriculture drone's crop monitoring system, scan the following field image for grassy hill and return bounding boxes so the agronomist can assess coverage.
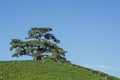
[0,60,120,80]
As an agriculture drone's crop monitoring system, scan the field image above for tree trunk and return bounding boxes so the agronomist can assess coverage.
[36,55,42,60]
[33,54,42,60]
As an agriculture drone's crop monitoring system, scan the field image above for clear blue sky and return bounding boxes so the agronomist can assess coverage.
[0,0,120,78]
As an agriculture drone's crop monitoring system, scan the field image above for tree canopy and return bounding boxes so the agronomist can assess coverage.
[10,27,67,62]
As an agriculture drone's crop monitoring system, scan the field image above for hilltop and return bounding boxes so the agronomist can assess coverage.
[0,60,120,80]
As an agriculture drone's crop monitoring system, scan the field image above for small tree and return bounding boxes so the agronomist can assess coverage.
[10,27,67,61]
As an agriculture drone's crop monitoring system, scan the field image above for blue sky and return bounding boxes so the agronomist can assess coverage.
[0,0,120,78]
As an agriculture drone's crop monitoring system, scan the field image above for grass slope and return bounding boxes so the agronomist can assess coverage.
[0,60,120,80]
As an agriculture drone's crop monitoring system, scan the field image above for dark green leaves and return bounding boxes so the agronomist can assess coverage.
[26,27,53,40]
[10,27,67,62]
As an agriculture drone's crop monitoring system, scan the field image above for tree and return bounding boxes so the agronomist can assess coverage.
[10,27,67,61]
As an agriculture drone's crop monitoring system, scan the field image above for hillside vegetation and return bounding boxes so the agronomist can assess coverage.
[0,60,120,80]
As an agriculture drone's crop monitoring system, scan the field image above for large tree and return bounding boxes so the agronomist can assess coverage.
[10,27,67,61]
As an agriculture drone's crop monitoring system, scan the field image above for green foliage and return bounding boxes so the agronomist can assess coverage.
[0,60,120,80]
[10,27,67,61]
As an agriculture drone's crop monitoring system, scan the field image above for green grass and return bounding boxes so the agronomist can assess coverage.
[0,60,120,80]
